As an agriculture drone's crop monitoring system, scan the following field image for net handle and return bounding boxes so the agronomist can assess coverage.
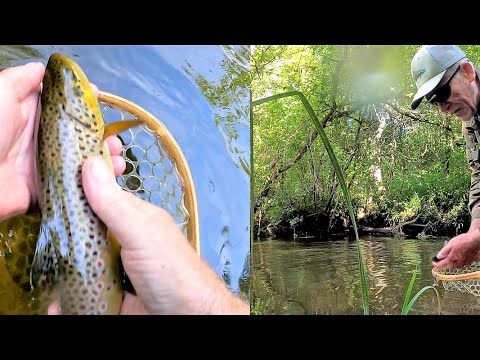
[98,91,200,254]
[432,267,480,281]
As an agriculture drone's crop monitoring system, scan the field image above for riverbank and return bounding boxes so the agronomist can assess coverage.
[255,209,470,241]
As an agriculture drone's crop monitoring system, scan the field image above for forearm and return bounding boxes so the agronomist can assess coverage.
[135,231,249,315]
[177,257,250,315]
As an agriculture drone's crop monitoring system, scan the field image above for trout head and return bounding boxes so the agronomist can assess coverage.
[41,53,105,136]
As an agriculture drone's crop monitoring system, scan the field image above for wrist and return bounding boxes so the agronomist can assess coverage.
[175,262,249,315]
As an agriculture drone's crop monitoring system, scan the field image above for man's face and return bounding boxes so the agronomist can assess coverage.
[428,63,478,121]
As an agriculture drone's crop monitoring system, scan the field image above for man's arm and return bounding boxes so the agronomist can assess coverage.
[433,122,480,269]
[467,124,480,229]
[463,120,480,221]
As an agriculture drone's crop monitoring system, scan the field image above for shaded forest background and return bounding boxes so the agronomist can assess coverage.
[252,45,480,240]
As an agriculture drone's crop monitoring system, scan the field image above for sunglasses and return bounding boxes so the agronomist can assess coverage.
[426,65,460,105]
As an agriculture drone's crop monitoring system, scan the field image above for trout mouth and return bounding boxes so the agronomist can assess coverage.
[48,53,82,72]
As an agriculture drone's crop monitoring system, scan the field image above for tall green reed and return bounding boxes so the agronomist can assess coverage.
[401,267,441,315]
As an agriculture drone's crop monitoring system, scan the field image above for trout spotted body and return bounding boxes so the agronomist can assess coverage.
[32,53,122,314]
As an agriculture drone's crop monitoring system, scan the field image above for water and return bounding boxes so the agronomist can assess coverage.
[251,237,480,315]
[0,45,250,310]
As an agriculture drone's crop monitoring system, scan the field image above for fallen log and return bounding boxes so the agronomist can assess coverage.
[359,218,427,237]
[358,226,403,237]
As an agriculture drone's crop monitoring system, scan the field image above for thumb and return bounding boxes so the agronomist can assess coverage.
[82,156,181,251]
[436,241,453,260]
[433,242,453,268]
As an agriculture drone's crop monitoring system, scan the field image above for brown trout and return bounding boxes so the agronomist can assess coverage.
[31,53,140,315]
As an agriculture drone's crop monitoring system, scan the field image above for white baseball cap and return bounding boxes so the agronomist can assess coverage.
[410,45,467,110]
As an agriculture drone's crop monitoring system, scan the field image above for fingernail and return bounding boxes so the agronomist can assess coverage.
[89,157,110,183]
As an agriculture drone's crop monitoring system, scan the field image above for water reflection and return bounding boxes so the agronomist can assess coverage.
[251,237,480,315]
[0,45,250,312]
[0,46,42,69]
[177,45,251,294]
[183,45,250,176]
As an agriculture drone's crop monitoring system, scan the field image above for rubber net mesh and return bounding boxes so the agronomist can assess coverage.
[433,262,480,297]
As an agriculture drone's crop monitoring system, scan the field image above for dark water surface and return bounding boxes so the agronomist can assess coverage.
[251,237,480,315]
[0,45,250,312]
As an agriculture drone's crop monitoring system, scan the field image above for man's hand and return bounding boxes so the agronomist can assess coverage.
[0,62,125,221]
[433,218,480,270]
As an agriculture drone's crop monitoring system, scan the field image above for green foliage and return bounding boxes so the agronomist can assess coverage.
[401,267,441,315]
[393,193,422,222]
[253,45,476,236]
[252,45,480,315]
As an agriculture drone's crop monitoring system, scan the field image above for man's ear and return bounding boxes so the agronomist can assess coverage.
[462,61,476,82]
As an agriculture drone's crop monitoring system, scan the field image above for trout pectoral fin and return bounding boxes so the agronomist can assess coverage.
[102,120,143,140]
[30,223,58,289]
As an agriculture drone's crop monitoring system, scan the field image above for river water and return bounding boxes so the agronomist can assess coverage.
[251,236,480,315]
